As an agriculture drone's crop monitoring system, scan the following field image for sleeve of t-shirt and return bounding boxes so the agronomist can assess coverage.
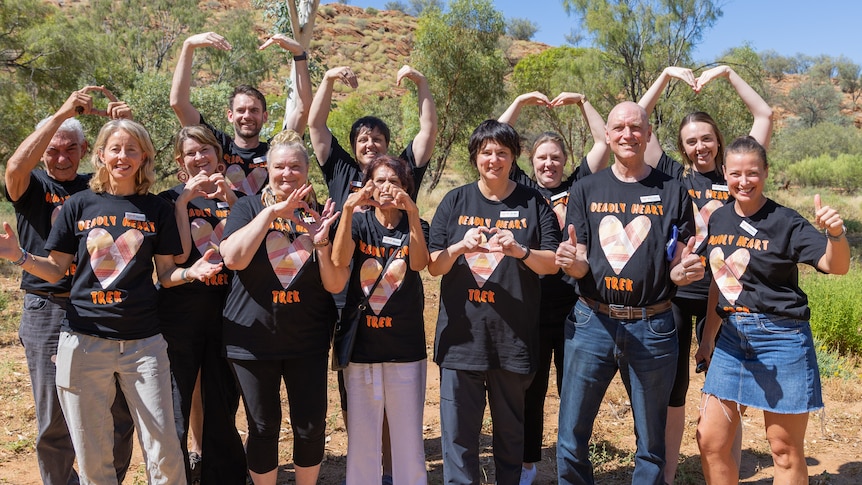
[323,136,358,182]
[154,198,183,256]
[199,115,233,149]
[420,219,431,250]
[44,197,78,255]
[6,172,40,205]
[510,163,537,189]
[565,179,588,244]
[350,212,364,242]
[567,156,592,183]
[428,190,454,252]
[536,192,562,250]
[222,197,256,240]
[656,152,684,180]
[789,210,828,267]
[676,188,696,243]
[401,141,428,200]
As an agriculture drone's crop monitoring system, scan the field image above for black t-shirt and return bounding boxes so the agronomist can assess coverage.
[429,182,561,374]
[707,199,826,320]
[201,115,270,196]
[6,170,91,293]
[656,152,730,299]
[221,195,338,360]
[323,135,427,210]
[345,210,429,363]
[511,158,594,325]
[157,185,237,297]
[45,191,182,339]
[566,167,694,306]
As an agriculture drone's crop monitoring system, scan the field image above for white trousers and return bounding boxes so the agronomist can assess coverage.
[345,360,428,485]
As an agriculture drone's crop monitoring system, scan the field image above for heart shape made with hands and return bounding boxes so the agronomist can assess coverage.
[475,227,499,251]
[191,218,226,262]
[86,228,144,288]
[266,232,313,289]
[709,247,750,305]
[693,200,723,252]
[599,215,651,275]
[360,258,408,315]
[225,165,267,195]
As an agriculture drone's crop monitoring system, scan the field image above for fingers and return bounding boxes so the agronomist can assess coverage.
[682,237,696,257]
[814,194,822,212]
[567,224,577,245]
[549,92,583,107]
[193,32,231,50]
[328,67,358,88]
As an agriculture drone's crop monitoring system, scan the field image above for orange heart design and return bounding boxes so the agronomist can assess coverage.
[225,165,267,195]
[599,215,651,274]
[693,200,723,251]
[552,200,567,231]
[86,228,144,288]
[464,251,504,288]
[709,247,750,305]
[190,218,226,262]
[266,232,312,289]
[359,258,408,315]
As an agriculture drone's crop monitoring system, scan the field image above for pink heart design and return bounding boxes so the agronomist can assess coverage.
[359,258,408,315]
[599,215,651,274]
[190,218,226,262]
[709,247,750,305]
[51,206,61,225]
[552,199,567,230]
[464,251,504,288]
[693,200,723,251]
[266,232,312,289]
[86,228,144,288]
[225,165,267,195]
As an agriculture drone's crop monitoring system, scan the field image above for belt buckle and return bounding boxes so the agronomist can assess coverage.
[608,304,632,320]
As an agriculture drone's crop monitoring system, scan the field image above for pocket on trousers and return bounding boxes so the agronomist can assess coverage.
[23,293,48,311]
[647,313,677,337]
[55,332,80,391]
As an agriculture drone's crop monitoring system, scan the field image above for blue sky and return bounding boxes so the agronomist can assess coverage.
[356,0,862,65]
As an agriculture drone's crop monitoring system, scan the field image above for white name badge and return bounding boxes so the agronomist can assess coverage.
[382,236,402,246]
[551,192,568,201]
[124,212,146,221]
[712,184,729,192]
[302,216,315,224]
[350,180,364,188]
[640,195,661,203]
[740,220,758,236]
[253,156,266,164]
[499,210,519,218]
[217,202,230,209]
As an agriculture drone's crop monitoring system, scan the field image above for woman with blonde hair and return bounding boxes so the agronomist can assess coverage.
[219,130,348,485]
[0,119,223,484]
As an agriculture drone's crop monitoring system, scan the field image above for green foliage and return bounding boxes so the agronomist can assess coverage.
[412,0,507,189]
[760,50,796,80]
[781,79,848,128]
[365,7,379,15]
[384,1,408,13]
[771,123,862,169]
[506,17,539,41]
[194,12,276,87]
[326,92,406,156]
[786,154,862,192]
[801,267,862,355]
[409,0,444,16]
[815,342,858,380]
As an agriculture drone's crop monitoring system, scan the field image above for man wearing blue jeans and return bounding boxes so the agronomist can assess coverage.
[5,88,135,484]
[554,101,704,485]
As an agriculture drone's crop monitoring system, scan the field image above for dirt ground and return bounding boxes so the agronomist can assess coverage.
[1,272,861,484]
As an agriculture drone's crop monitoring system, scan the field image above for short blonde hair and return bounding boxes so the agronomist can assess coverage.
[89,120,156,195]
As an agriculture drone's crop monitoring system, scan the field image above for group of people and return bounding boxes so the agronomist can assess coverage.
[2,29,850,485]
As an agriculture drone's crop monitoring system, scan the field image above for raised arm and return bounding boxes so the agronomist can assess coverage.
[695,65,774,149]
[0,223,73,282]
[259,34,311,135]
[638,67,697,167]
[550,92,610,174]
[308,66,358,166]
[171,32,232,127]
[397,65,438,167]
[498,91,551,126]
[813,194,850,275]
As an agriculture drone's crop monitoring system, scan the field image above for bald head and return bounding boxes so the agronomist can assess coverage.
[605,101,651,166]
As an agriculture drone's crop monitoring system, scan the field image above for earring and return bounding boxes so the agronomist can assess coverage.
[216,163,226,174]
[177,170,189,183]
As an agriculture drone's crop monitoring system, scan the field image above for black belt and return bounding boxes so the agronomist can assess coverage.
[580,297,672,320]
[27,290,71,298]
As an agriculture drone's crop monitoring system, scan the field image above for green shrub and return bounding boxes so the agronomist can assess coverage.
[802,267,862,355]
[788,153,862,192]
[365,7,379,15]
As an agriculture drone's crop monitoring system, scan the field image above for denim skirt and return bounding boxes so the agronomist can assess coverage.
[702,312,823,414]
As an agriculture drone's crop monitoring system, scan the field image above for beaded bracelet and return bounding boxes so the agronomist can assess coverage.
[12,247,28,266]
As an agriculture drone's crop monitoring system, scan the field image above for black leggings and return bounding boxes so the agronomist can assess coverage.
[668,297,707,407]
[229,354,328,472]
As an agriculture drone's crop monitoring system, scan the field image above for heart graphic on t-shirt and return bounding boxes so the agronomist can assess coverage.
[693,200,723,251]
[86,228,144,288]
[190,218,226,262]
[464,250,504,288]
[266,232,313,289]
[225,165,267,195]
[51,205,62,225]
[360,258,408,315]
[710,247,750,305]
[599,215,651,274]
[552,202,567,231]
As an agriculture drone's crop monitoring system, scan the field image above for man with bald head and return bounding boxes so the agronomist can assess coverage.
[554,101,704,484]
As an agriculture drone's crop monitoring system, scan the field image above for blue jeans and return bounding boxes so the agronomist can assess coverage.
[19,293,134,485]
[557,299,678,485]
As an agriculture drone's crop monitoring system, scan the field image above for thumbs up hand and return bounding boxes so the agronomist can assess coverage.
[675,237,704,283]
[556,224,589,279]
[814,194,845,238]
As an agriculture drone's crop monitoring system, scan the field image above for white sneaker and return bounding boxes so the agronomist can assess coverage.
[519,464,537,485]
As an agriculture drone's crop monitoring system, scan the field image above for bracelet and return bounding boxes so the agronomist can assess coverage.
[181,268,195,283]
[293,51,307,61]
[826,225,847,241]
[518,244,531,261]
[313,237,330,248]
[12,247,28,266]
